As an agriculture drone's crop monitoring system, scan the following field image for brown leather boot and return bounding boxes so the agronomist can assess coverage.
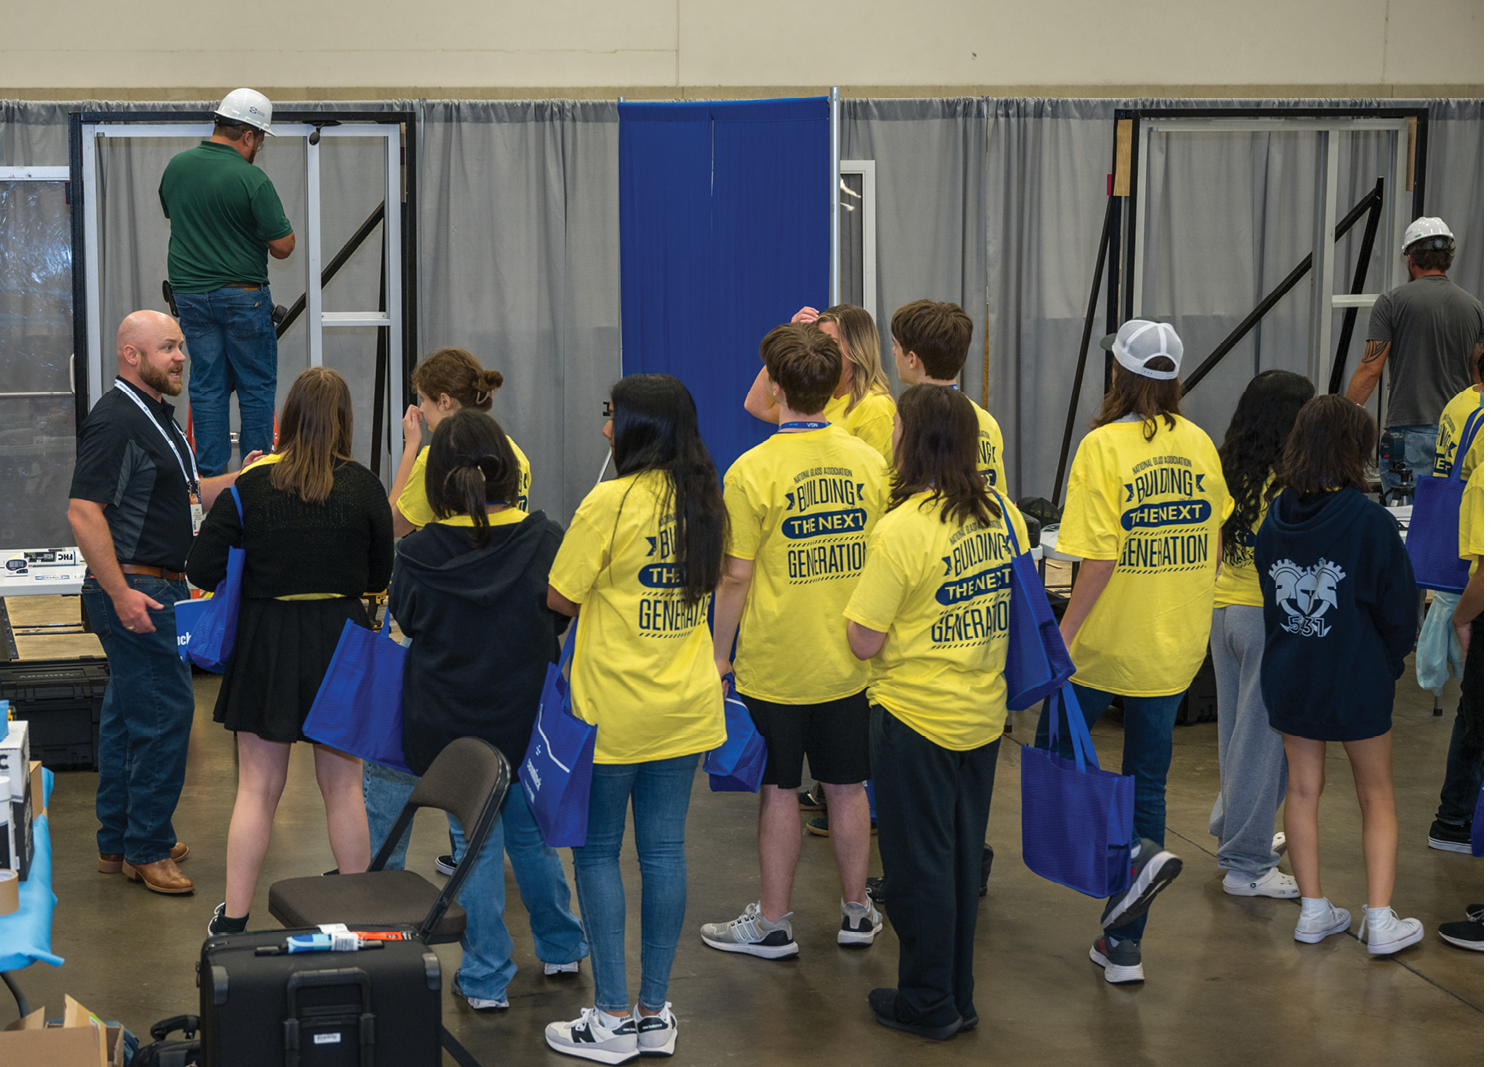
[99,841,189,874]
[121,856,194,894]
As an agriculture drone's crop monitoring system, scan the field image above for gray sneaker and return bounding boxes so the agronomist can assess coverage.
[700,902,799,959]
[1089,936,1144,984]
[1101,839,1183,930]
[634,1002,677,1057]
[544,1007,638,1064]
[838,897,883,947]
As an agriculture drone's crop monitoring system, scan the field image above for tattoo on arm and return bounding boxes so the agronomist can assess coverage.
[1361,340,1390,365]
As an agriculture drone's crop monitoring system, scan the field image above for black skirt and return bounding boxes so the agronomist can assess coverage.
[213,596,372,743]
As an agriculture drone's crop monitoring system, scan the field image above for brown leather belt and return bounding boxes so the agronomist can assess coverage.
[223,282,264,290]
[119,564,187,580]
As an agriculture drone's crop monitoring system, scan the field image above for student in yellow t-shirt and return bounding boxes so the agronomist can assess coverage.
[842,384,1027,1039]
[1210,370,1313,901]
[544,374,727,1061]
[1047,319,1231,985]
[389,347,532,537]
[744,303,897,465]
[701,323,889,961]
[889,299,1009,495]
[1431,342,1483,479]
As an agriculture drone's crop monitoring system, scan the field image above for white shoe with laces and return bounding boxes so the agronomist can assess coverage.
[545,1007,639,1064]
[633,1002,678,1057]
[1358,906,1424,956]
[1223,867,1300,899]
[1294,898,1351,943]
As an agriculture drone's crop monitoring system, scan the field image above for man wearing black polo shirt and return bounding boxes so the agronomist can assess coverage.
[159,87,294,477]
[67,310,250,895]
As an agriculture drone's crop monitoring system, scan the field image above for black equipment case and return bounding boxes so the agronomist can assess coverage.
[197,928,443,1067]
[0,656,108,769]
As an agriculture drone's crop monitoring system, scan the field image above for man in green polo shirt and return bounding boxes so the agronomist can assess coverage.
[159,88,295,477]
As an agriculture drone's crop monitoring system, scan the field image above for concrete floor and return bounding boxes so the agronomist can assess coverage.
[6,660,1483,1066]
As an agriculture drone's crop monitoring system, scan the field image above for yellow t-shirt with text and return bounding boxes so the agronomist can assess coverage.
[844,490,1030,749]
[397,439,532,528]
[1056,416,1232,696]
[1214,481,1275,609]
[1434,387,1484,480]
[548,469,725,764]
[724,425,890,703]
[968,396,1009,496]
[824,391,896,467]
[1460,463,1483,562]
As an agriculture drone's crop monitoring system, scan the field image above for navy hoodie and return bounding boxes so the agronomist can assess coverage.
[1254,487,1419,741]
[389,511,569,775]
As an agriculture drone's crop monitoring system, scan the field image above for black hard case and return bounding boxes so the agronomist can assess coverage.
[197,928,443,1067]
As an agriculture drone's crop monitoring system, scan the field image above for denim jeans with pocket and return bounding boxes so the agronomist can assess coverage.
[176,286,279,476]
[570,754,698,1013]
[81,574,196,864]
[362,762,586,1001]
[1036,683,1185,944]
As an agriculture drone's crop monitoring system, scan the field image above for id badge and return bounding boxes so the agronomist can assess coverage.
[190,492,205,535]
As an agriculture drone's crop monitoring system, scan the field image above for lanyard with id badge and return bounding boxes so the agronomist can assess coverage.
[115,377,206,534]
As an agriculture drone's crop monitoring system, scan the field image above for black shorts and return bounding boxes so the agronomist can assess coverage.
[740,689,872,789]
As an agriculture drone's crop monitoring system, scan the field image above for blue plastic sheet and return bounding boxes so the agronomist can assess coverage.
[0,768,62,971]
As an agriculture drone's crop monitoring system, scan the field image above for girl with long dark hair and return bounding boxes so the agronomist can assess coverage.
[1211,370,1314,900]
[1041,320,1231,984]
[543,374,727,1061]
[387,409,587,1011]
[843,383,1027,1039]
[1256,395,1421,953]
[187,367,394,935]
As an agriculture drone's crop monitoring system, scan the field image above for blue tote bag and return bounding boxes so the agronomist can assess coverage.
[181,486,245,673]
[1406,408,1483,592]
[301,606,411,773]
[520,627,597,848]
[703,676,767,792]
[1021,682,1135,898]
[999,499,1075,709]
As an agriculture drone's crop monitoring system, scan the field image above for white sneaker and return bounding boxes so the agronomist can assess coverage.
[1272,831,1287,856]
[838,897,883,946]
[1358,907,1424,956]
[1294,900,1351,943]
[545,1007,639,1064]
[452,981,508,1012]
[633,1002,677,1058]
[545,960,582,976]
[1223,867,1300,899]
[699,902,799,958]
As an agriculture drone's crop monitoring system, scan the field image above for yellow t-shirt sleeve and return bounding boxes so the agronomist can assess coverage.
[854,395,896,467]
[549,505,608,604]
[508,436,532,512]
[1460,464,1484,561]
[990,417,1008,497]
[396,447,437,529]
[1054,439,1119,560]
[723,465,766,562]
[844,525,908,633]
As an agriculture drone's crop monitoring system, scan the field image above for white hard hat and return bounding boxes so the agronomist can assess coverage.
[214,88,276,136]
[1402,216,1454,254]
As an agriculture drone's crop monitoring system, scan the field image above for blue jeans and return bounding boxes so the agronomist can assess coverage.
[362,762,587,1000]
[176,286,279,476]
[81,574,195,864]
[1379,423,1438,499]
[571,754,698,1013]
[1036,683,1184,943]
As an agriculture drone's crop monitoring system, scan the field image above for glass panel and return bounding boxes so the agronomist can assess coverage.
[0,180,76,548]
[839,172,864,307]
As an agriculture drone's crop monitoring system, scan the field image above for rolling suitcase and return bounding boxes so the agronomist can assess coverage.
[197,928,442,1067]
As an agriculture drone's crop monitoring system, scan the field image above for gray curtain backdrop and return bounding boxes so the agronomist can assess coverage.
[0,96,1481,524]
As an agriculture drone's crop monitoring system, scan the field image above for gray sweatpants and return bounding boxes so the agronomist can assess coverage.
[1208,604,1289,878]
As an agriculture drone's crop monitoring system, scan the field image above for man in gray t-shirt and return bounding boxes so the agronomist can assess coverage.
[1347,216,1482,483]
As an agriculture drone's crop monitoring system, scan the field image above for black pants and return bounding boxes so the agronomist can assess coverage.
[869,703,1000,1026]
[1438,613,1484,825]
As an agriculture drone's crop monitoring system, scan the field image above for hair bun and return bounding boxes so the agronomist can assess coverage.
[479,368,505,391]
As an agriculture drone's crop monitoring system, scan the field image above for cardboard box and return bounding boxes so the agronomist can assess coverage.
[0,995,124,1066]
[31,758,44,817]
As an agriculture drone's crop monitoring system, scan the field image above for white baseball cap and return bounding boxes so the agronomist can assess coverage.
[215,88,276,136]
[1402,216,1454,254]
[1107,319,1183,380]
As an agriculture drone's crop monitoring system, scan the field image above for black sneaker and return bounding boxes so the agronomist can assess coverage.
[435,854,458,877]
[866,875,886,905]
[1468,903,1484,923]
[1428,819,1473,854]
[1101,839,1183,930]
[806,816,876,837]
[866,988,960,1041]
[207,902,249,937]
[1438,919,1483,951]
[797,790,824,811]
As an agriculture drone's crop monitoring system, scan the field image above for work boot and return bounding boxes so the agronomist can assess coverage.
[99,841,189,873]
[122,856,194,894]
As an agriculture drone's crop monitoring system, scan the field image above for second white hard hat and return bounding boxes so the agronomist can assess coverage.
[1402,216,1454,254]
[215,88,276,136]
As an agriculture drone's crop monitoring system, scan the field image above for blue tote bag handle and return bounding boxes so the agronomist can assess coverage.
[998,498,1076,709]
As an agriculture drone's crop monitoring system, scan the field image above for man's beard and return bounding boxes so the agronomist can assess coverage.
[139,361,183,396]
